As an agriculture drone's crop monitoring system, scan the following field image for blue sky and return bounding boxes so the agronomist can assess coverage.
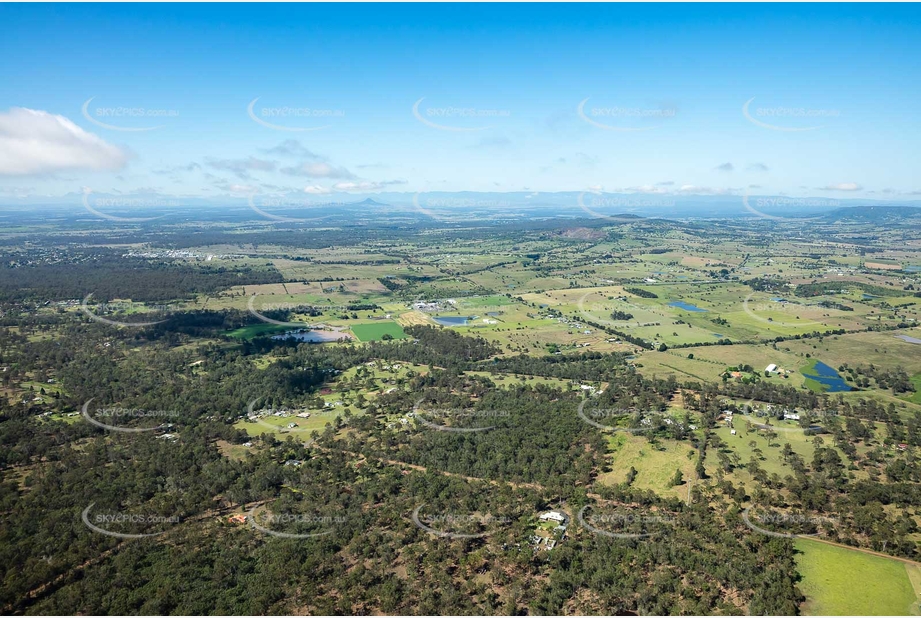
[1,3,919,203]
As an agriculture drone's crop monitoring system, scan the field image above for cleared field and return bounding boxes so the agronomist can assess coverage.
[634,352,724,382]
[598,433,698,500]
[465,371,576,390]
[711,423,821,479]
[226,323,293,339]
[396,310,434,327]
[905,374,921,405]
[782,329,921,377]
[235,408,344,436]
[709,420,868,488]
[350,321,407,342]
[795,538,920,616]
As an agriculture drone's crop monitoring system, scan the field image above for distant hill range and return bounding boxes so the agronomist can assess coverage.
[821,205,921,223]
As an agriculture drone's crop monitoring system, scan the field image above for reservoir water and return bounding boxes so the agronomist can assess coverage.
[433,316,473,326]
[805,361,851,392]
[668,300,707,312]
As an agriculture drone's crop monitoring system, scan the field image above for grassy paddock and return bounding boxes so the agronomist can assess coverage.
[795,538,919,616]
[350,321,407,341]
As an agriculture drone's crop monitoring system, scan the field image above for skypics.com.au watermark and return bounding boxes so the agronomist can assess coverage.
[82,189,174,222]
[412,398,510,432]
[247,294,345,328]
[80,293,169,328]
[412,98,510,132]
[247,194,351,222]
[741,191,838,222]
[577,191,674,222]
[247,506,346,539]
[411,505,510,540]
[81,97,179,132]
[577,98,676,131]
[247,97,344,132]
[412,193,513,221]
[412,191,511,223]
[742,506,837,539]
[742,97,840,132]
[577,400,669,434]
[82,399,180,433]
[578,505,675,539]
[82,503,180,539]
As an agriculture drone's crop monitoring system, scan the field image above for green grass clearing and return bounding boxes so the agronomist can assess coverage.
[795,538,919,616]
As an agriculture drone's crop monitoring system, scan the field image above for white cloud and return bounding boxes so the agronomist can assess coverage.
[819,182,862,191]
[332,179,406,192]
[281,162,355,179]
[206,157,276,179]
[626,185,669,194]
[262,139,321,159]
[678,185,732,195]
[303,185,331,194]
[0,185,34,198]
[0,107,128,176]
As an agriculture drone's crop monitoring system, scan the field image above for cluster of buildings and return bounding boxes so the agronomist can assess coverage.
[764,364,792,377]
[386,411,415,429]
[246,407,312,425]
[530,510,569,551]
[639,416,696,431]
[123,249,236,260]
[411,299,456,312]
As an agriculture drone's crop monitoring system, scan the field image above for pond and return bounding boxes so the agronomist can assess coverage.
[805,360,852,392]
[433,316,474,326]
[668,300,708,312]
[905,265,921,273]
[272,330,346,343]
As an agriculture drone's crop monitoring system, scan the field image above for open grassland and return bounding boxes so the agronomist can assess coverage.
[523,282,889,347]
[396,310,434,327]
[465,371,578,391]
[226,323,293,339]
[711,423,822,479]
[350,321,407,341]
[795,538,920,616]
[597,433,698,500]
[235,408,344,435]
[708,419,872,490]
[205,280,391,311]
[234,361,429,437]
[905,374,921,405]
[781,329,921,376]
[633,351,724,382]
